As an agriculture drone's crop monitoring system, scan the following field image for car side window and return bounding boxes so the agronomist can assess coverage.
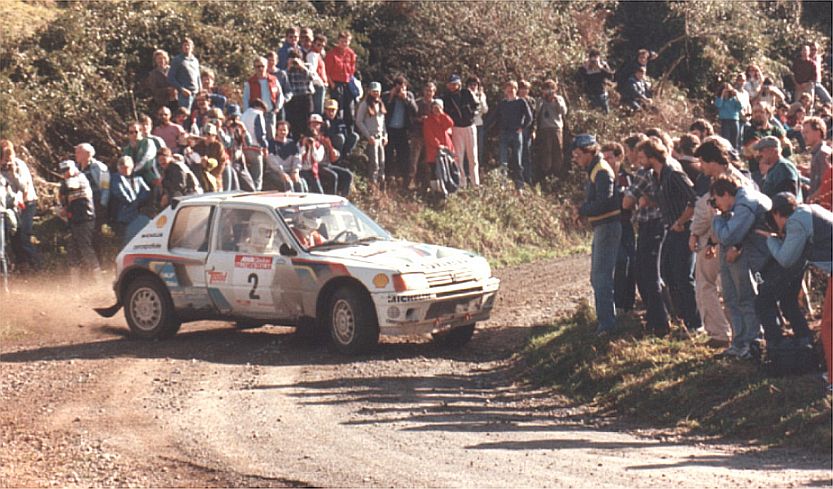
[169,205,213,252]
[217,208,282,255]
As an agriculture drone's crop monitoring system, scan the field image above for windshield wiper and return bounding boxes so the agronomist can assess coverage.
[307,235,385,251]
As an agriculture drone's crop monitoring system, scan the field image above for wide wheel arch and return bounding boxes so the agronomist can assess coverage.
[315,276,377,325]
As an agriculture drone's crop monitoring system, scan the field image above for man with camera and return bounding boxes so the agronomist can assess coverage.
[382,75,418,187]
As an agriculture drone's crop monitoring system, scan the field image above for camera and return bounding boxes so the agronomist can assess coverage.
[708,197,718,209]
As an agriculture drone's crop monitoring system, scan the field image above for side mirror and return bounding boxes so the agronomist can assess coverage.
[279,243,298,257]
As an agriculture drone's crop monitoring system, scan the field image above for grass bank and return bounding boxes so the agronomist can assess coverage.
[520,301,832,451]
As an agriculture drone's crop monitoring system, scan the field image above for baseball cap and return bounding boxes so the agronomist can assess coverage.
[59,160,76,172]
[226,104,242,118]
[324,99,339,110]
[431,99,444,109]
[368,81,382,92]
[752,136,780,151]
[572,134,598,149]
[308,114,324,124]
[448,74,462,84]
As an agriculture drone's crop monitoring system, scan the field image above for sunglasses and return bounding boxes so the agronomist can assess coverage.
[128,130,139,134]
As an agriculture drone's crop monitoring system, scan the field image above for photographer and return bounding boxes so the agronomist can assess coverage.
[710,174,772,359]
[579,49,614,114]
[715,82,744,151]
[382,75,417,186]
[285,50,315,141]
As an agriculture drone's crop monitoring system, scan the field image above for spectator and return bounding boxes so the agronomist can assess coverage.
[266,50,292,122]
[152,106,187,153]
[744,64,765,102]
[621,66,652,112]
[616,48,657,95]
[715,83,744,150]
[442,74,480,188]
[689,118,715,141]
[325,31,358,129]
[732,73,752,122]
[278,27,301,71]
[306,34,329,115]
[741,102,792,178]
[110,156,152,245]
[810,42,833,105]
[409,83,437,191]
[533,79,568,182]
[243,55,285,137]
[299,116,329,194]
[195,156,220,193]
[355,82,388,188]
[636,137,702,332]
[265,120,303,192]
[487,80,533,191]
[803,116,832,199]
[0,171,12,291]
[196,123,227,190]
[75,143,110,261]
[222,104,256,192]
[579,48,614,113]
[756,77,786,108]
[299,27,314,56]
[573,134,622,335]
[622,133,670,336]
[422,99,455,178]
[0,140,40,271]
[240,98,269,191]
[382,75,417,187]
[753,136,802,200]
[710,174,772,358]
[167,37,202,110]
[200,68,227,112]
[602,142,635,314]
[310,115,353,197]
[673,134,704,189]
[285,49,315,141]
[786,102,808,152]
[172,106,191,132]
[158,148,201,208]
[58,160,100,282]
[188,93,213,136]
[763,192,833,384]
[322,98,358,158]
[792,44,816,106]
[146,49,177,112]
[122,121,158,187]
[468,77,489,170]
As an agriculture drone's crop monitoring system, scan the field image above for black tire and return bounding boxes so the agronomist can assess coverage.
[327,286,379,354]
[432,323,475,348]
[293,317,329,345]
[123,276,181,339]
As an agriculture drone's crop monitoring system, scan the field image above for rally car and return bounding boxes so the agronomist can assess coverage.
[96,192,500,354]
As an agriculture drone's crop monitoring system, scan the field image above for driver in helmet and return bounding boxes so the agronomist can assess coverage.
[238,212,278,254]
[292,213,324,248]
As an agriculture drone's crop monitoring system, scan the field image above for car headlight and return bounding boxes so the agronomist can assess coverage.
[393,272,429,292]
[474,257,492,281]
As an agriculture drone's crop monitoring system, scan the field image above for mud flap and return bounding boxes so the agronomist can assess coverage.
[94,303,122,318]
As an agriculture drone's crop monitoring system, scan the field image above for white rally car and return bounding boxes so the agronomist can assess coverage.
[96,192,500,354]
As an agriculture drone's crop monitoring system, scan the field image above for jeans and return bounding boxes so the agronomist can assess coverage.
[720,119,741,151]
[615,220,636,311]
[533,127,564,182]
[11,201,40,270]
[332,82,355,129]
[498,130,524,190]
[300,170,323,193]
[636,219,669,335]
[660,226,702,330]
[68,220,100,274]
[177,92,195,111]
[385,127,410,181]
[312,85,326,114]
[244,149,264,191]
[286,94,313,141]
[756,259,810,345]
[330,131,359,157]
[815,82,833,104]
[521,126,533,184]
[591,220,622,332]
[407,133,428,189]
[476,124,487,166]
[319,164,353,196]
[720,250,760,350]
[0,213,8,290]
[366,138,386,185]
[588,92,609,114]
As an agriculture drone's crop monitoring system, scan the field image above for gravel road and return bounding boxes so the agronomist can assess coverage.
[1,255,831,487]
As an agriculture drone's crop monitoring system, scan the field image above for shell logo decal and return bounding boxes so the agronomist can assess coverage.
[155,215,168,228]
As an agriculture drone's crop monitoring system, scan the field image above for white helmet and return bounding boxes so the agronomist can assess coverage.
[248,213,276,252]
[295,213,320,232]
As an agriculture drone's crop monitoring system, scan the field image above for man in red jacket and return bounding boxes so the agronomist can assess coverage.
[325,31,357,129]
[423,99,455,166]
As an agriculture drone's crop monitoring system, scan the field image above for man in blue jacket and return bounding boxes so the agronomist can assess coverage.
[710,175,772,358]
[111,156,152,246]
[167,38,202,110]
[574,134,622,335]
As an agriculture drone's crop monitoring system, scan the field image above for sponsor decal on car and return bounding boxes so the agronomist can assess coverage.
[208,271,228,284]
[234,255,273,270]
[155,215,167,228]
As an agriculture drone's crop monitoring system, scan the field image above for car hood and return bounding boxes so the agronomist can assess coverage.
[309,240,480,272]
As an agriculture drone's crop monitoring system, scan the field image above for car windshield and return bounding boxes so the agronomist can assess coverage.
[277,201,391,251]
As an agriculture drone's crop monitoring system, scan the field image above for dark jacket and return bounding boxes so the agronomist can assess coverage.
[111,174,151,225]
[381,90,418,130]
[579,155,621,226]
[441,88,478,127]
[60,173,95,224]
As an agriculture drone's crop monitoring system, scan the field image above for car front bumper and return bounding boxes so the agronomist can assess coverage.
[372,277,500,336]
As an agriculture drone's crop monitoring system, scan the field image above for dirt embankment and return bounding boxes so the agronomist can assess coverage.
[1,256,831,488]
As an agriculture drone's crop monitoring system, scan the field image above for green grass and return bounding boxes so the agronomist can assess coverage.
[521,301,833,451]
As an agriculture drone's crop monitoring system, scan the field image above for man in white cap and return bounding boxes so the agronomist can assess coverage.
[58,160,100,281]
[75,143,110,259]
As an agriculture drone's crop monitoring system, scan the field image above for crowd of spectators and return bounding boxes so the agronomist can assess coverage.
[0,30,831,385]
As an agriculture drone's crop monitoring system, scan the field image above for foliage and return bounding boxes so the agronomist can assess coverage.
[521,312,832,450]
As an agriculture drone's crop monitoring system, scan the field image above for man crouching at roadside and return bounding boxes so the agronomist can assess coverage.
[573,134,622,336]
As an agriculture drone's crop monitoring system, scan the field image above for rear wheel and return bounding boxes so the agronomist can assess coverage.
[328,286,379,355]
[432,323,475,348]
[124,276,181,339]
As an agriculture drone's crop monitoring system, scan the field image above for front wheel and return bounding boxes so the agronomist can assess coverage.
[124,277,181,339]
[432,324,475,348]
[328,286,379,354]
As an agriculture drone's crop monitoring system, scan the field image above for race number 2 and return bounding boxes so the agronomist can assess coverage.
[248,273,261,300]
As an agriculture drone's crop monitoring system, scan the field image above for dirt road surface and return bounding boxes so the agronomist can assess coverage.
[2,255,831,487]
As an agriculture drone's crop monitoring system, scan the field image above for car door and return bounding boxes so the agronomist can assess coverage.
[166,204,215,313]
[205,205,293,320]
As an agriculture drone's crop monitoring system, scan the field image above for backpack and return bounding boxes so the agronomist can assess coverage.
[430,148,460,197]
